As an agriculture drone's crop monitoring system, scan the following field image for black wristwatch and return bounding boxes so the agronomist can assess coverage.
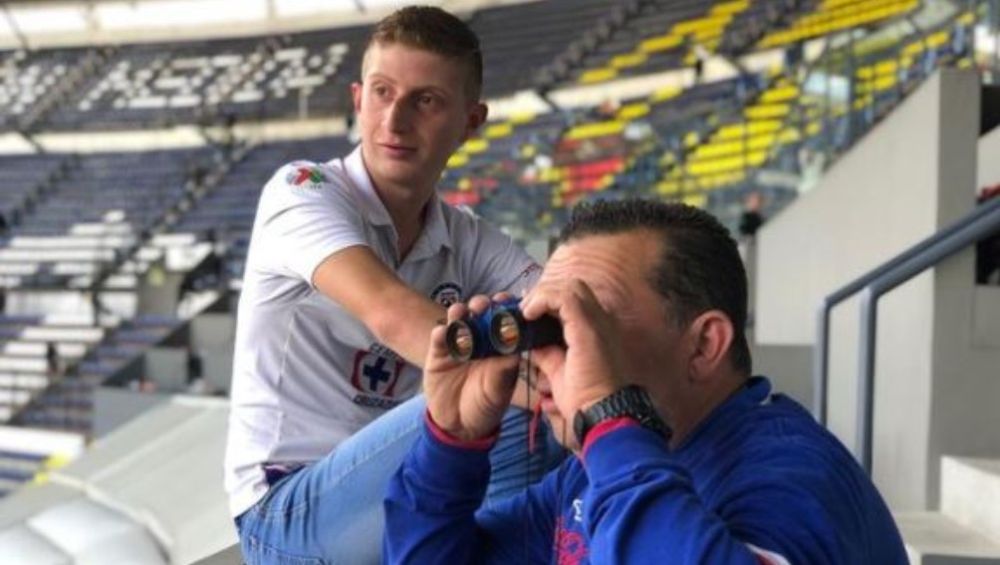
[572,385,670,446]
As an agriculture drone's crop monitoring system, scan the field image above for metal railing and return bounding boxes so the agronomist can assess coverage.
[813,195,1000,472]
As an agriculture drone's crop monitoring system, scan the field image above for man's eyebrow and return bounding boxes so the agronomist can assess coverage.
[414,86,450,97]
[366,73,453,95]
[366,72,395,83]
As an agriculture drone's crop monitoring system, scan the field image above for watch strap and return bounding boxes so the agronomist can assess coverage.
[573,385,669,446]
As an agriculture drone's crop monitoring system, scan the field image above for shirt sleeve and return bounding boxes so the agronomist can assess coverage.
[383,418,559,564]
[252,161,370,284]
[457,211,542,296]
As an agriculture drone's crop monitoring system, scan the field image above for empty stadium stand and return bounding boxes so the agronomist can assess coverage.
[168,135,355,284]
[0,0,625,132]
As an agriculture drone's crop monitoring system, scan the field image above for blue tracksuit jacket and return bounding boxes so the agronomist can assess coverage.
[384,377,907,564]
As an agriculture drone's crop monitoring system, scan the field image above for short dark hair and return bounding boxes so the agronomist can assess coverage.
[364,5,483,100]
[558,199,752,375]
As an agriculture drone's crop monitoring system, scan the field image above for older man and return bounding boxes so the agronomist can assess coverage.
[385,199,907,564]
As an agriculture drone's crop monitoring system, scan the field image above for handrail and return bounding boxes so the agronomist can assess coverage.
[854,197,1000,473]
[812,196,1000,424]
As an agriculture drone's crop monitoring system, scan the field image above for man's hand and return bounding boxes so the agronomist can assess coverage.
[521,279,625,421]
[424,295,521,441]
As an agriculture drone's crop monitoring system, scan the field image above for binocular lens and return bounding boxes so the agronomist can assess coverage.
[495,314,520,350]
[445,321,475,360]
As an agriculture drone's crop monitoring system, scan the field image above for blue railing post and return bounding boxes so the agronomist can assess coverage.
[851,201,1000,473]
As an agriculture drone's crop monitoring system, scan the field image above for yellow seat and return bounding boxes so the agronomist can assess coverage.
[759,86,799,104]
[650,85,683,103]
[579,67,618,84]
[463,138,488,154]
[484,123,513,139]
[509,112,536,125]
[682,192,707,208]
[565,120,625,141]
[711,0,750,16]
[447,153,469,168]
[639,34,683,54]
[611,53,648,70]
[617,102,651,120]
[745,104,789,120]
[716,120,782,141]
[873,73,896,92]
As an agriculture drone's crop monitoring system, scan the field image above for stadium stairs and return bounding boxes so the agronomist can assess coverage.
[897,457,1000,563]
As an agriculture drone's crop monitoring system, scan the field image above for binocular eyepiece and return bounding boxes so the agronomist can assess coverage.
[445,298,564,361]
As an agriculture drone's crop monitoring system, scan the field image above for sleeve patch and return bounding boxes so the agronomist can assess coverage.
[285,162,331,188]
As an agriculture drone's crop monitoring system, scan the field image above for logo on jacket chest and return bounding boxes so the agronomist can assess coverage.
[554,514,588,565]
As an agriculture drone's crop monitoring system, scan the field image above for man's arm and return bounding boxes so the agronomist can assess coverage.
[581,423,797,564]
[384,296,556,562]
[383,414,558,564]
[255,162,450,367]
[312,246,443,366]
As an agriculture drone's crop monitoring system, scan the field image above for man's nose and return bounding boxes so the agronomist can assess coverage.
[385,99,412,133]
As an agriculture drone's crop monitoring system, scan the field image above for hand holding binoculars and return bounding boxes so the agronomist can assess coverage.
[445,298,564,361]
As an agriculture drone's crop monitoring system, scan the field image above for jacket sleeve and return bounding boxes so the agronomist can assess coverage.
[383,419,560,564]
[582,423,855,565]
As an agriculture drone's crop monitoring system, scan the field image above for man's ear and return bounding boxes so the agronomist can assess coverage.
[463,102,488,141]
[686,310,735,381]
[351,82,363,114]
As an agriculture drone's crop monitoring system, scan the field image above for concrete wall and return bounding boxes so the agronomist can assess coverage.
[93,387,169,439]
[145,347,188,393]
[753,69,1000,511]
[927,262,1000,508]
[136,267,186,317]
[750,343,812,407]
[189,314,235,352]
[190,314,236,395]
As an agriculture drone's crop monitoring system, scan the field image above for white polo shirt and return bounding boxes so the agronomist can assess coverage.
[224,146,540,517]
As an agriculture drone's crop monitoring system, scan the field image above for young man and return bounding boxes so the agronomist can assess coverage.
[224,7,558,563]
[385,199,908,563]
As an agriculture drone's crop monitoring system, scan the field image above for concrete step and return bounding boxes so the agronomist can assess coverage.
[896,512,1000,565]
[942,456,1000,542]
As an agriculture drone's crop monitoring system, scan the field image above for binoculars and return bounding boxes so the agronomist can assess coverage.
[445,297,564,361]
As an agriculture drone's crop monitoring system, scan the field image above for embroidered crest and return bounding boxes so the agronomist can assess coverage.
[350,350,403,398]
[430,282,463,307]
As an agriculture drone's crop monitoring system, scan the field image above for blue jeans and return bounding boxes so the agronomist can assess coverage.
[235,395,564,565]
